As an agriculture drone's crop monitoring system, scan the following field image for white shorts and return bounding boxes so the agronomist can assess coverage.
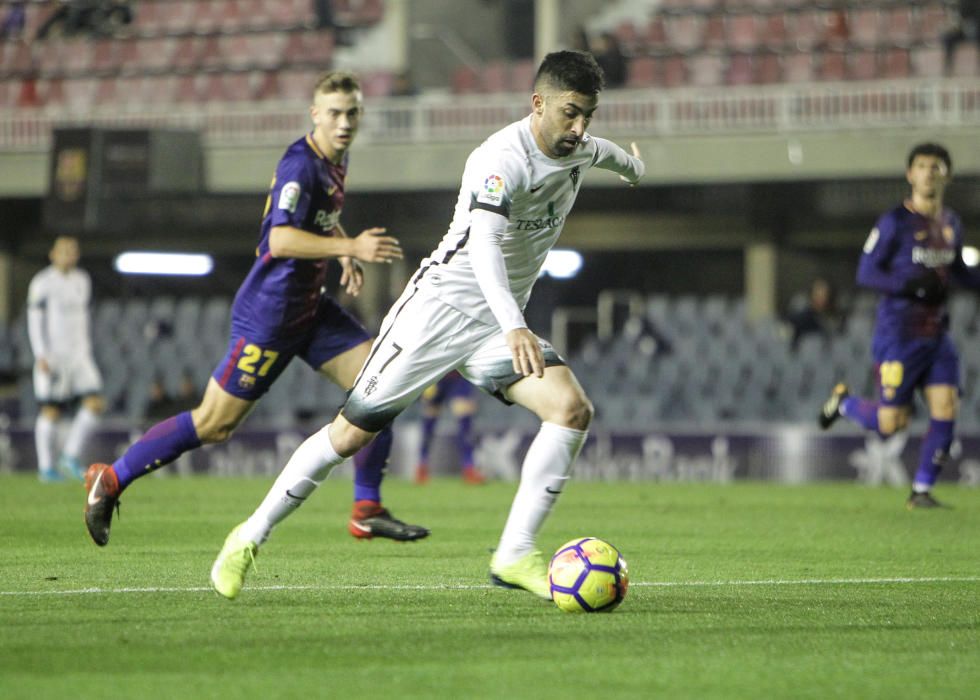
[33,353,103,404]
[342,286,564,432]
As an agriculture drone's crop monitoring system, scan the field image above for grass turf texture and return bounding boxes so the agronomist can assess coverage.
[1,476,978,699]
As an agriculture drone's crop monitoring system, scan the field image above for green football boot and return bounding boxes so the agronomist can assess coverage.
[210,523,258,600]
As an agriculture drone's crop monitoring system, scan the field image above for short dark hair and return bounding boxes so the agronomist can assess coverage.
[907,142,952,173]
[314,70,361,97]
[533,50,605,96]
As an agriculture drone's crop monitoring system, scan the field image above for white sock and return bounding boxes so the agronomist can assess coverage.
[494,422,587,567]
[240,424,346,545]
[35,414,57,473]
[62,407,99,459]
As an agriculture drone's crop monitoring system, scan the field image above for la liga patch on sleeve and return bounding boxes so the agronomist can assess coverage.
[476,174,505,206]
[278,181,301,213]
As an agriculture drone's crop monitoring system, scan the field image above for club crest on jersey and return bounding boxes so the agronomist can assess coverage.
[278,181,301,213]
[569,166,580,188]
[942,226,954,244]
[477,174,505,206]
[914,230,927,241]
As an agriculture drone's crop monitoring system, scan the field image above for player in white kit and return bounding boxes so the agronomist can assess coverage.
[27,236,104,481]
[211,50,645,600]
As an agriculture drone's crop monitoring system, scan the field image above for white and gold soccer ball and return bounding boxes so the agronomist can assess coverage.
[548,537,629,613]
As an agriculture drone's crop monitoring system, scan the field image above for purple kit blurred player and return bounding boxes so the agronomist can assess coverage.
[83,71,429,545]
[820,143,980,508]
[415,371,486,484]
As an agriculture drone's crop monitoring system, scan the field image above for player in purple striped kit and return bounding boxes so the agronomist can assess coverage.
[84,71,428,545]
[820,143,980,508]
[415,371,486,484]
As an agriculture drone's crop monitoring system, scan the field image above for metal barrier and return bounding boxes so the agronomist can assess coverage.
[0,78,977,150]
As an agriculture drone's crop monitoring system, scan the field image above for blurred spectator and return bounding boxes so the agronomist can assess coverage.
[35,0,131,40]
[0,2,26,40]
[943,0,980,75]
[571,25,590,53]
[590,32,626,88]
[313,0,335,30]
[787,277,840,350]
[146,373,198,424]
[389,70,418,97]
[820,9,850,49]
[100,0,133,35]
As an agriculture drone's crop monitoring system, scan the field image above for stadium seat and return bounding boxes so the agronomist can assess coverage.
[665,15,703,52]
[753,51,782,83]
[816,50,847,82]
[626,56,657,87]
[911,46,944,78]
[689,53,724,87]
[881,48,910,80]
[950,44,979,78]
[661,55,688,88]
[782,52,813,83]
[917,3,951,42]
[789,10,825,50]
[727,14,758,52]
[703,14,726,50]
[848,8,881,46]
[759,13,787,50]
[849,50,878,82]
[646,17,666,48]
[882,6,914,45]
[726,53,754,85]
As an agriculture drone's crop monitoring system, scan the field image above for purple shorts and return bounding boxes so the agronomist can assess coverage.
[422,371,475,406]
[212,295,370,400]
[871,333,960,406]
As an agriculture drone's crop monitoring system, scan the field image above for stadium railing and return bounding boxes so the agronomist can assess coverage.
[1,78,978,150]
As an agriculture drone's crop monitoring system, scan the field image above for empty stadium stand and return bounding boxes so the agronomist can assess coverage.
[0,0,386,109]
[4,290,978,432]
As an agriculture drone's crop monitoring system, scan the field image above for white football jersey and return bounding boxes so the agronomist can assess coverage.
[27,265,93,359]
[412,114,643,330]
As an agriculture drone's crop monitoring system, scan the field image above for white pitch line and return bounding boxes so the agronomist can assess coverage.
[1,576,978,597]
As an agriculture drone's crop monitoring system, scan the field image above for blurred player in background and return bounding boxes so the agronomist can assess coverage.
[210,50,645,600]
[84,71,428,545]
[27,236,104,482]
[820,143,980,508]
[415,371,485,484]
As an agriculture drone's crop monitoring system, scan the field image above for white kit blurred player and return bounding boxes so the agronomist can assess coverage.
[27,236,104,481]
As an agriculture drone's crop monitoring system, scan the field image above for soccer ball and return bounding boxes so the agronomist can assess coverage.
[548,537,629,613]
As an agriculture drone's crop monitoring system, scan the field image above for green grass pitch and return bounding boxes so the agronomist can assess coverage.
[1,475,978,699]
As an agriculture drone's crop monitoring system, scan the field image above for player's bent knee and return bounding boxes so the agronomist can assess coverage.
[196,422,238,445]
[553,395,593,431]
[877,410,908,436]
[328,419,375,458]
[191,409,240,445]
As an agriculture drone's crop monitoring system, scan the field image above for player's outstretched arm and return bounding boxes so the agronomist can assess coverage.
[349,227,403,264]
[593,138,645,186]
[269,225,402,264]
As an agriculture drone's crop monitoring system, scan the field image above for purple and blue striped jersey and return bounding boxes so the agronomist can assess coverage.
[231,133,348,337]
[858,202,979,340]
